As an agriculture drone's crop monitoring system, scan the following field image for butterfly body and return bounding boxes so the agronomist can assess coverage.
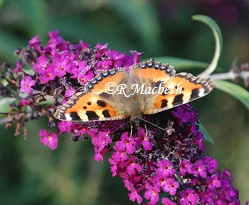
[54,59,214,123]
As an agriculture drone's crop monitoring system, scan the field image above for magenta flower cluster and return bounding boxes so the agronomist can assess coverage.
[0,31,242,204]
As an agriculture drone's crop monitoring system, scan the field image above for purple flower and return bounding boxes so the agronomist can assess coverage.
[126,157,142,175]
[64,86,76,98]
[53,53,71,78]
[200,190,215,204]
[38,65,56,84]
[91,131,112,162]
[180,189,199,205]
[79,40,89,50]
[91,131,112,151]
[128,189,142,204]
[105,49,126,67]
[95,43,108,58]
[28,35,41,52]
[58,121,73,133]
[70,60,89,78]
[33,55,49,72]
[13,60,24,72]
[180,159,193,176]
[20,76,36,94]
[207,174,221,190]
[163,177,179,195]
[205,155,218,174]
[172,105,192,123]
[18,99,29,107]
[97,59,113,70]
[119,132,136,154]
[137,128,152,151]
[48,30,64,48]
[39,129,58,150]
[144,183,160,204]
[78,70,94,85]
[112,141,128,162]
[130,50,143,64]
[156,159,176,177]
[192,159,207,179]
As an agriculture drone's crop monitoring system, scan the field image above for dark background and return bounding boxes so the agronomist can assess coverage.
[0,0,248,204]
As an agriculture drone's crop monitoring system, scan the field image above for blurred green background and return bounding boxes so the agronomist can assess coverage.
[0,0,249,204]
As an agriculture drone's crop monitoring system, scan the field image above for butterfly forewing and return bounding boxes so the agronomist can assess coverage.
[54,68,130,122]
[129,59,175,85]
[144,72,215,114]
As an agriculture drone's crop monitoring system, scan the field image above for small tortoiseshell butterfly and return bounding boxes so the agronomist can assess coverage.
[54,59,214,123]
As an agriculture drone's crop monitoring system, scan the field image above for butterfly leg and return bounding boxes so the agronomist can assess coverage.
[144,122,148,136]
[129,120,133,137]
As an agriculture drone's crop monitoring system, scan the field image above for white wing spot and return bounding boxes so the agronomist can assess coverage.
[65,114,72,121]
[198,88,205,97]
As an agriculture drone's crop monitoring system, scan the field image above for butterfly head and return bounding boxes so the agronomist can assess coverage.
[130,115,141,126]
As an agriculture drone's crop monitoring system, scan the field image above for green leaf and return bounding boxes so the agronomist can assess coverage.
[214,80,249,111]
[192,15,223,77]
[142,56,212,71]
[107,0,161,56]
[199,123,215,144]
[0,97,16,118]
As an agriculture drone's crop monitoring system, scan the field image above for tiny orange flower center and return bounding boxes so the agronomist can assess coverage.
[164,166,169,170]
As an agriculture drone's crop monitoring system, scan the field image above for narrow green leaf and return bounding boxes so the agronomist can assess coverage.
[143,56,211,71]
[192,15,223,77]
[107,0,161,55]
[215,80,249,111]
[199,123,215,144]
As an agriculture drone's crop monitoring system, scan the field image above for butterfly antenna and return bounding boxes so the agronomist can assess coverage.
[109,120,130,136]
[139,117,165,131]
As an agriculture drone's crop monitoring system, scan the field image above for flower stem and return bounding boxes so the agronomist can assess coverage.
[209,72,238,80]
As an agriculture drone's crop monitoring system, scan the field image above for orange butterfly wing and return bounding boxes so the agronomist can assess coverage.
[54,69,129,122]
[144,72,214,114]
[129,59,175,84]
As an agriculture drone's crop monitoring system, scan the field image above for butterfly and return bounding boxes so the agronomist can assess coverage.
[53,59,214,124]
